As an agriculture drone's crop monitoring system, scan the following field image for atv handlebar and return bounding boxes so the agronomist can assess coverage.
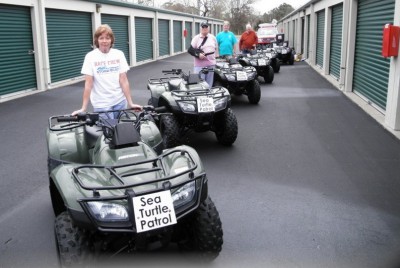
[162,69,182,75]
[57,116,79,122]
[50,106,168,131]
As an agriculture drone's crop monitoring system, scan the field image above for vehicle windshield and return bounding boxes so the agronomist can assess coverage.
[257,27,278,36]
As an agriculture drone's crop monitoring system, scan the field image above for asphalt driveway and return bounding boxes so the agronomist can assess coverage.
[0,54,400,268]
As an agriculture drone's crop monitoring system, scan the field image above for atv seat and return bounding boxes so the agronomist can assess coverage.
[85,125,102,149]
[168,78,182,91]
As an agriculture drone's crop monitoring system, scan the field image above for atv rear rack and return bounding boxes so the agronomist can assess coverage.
[72,148,200,198]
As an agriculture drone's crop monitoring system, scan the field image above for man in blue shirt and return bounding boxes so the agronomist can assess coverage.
[216,21,238,59]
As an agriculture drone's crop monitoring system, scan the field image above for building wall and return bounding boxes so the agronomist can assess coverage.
[0,0,222,102]
[278,0,400,135]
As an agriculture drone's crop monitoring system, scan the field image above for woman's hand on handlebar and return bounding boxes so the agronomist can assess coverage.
[129,103,143,112]
[71,108,86,116]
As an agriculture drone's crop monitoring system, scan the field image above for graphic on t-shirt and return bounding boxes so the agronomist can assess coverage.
[95,59,121,74]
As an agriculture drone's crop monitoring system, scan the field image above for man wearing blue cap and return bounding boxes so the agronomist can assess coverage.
[189,21,219,88]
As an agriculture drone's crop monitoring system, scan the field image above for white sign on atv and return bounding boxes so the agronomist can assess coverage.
[236,71,248,81]
[197,96,215,113]
[133,190,177,233]
[258,59,266,66]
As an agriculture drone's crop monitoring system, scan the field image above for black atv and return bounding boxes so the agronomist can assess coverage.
[256,45,280,73]
[273,42,295,65]
[147,68,238,148]
[213,57,261,104]
[237,50,275,83]
[272,34,295,65]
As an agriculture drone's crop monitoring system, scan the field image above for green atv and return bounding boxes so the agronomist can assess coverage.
[147,68,238,148]
[47,107,223,266]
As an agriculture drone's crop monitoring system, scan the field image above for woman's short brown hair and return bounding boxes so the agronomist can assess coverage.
[93,24,115,48]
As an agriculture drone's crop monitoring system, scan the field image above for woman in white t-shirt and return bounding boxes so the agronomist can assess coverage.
[72,24,141,118]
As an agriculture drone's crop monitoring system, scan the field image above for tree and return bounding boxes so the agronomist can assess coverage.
[161,0,224,17]
[263,3,294,24]
[160,0,293,35]
[225,0,256,34]
[161,1,194,13]
[137,0,153,6]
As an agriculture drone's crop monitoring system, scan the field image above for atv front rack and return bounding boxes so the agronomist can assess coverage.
[148,76,181,85]
[216,65,255,73]
[72,148,200,198]
[170,86,227,99]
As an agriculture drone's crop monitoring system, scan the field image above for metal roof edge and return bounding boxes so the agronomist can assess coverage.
[82,0,224,22]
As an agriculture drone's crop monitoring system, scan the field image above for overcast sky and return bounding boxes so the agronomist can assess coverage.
[251,0,310,14]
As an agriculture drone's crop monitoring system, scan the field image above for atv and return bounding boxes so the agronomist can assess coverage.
[147,68,238,148]
[273,42,295,65]
[47,107,223,266]
[213,57,261,104]
[237,50,275,83]
[256,45,280,73]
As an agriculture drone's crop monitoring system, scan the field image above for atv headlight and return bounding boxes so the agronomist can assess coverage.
[214,97,228,111]
[87,201,128,221]
[248,72,257,80]
[225,74,236,81]
[172,181,196,208]
[178,101,196,112]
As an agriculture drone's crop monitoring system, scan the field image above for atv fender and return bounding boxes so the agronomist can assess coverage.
[158,93,181,113]
[163,145,208,202]
[140,120,162,151]
[238,58,249,66]
[163,146,204,176]
[46,127,90,164]
[49,164,85,212]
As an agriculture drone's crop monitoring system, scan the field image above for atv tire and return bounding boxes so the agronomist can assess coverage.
[177,196,223,260]
[214,108,238,145]
[160,114,181,148]
[264,66,274,84]
[272,60,280,73]
[50,179,66,216]
[55,212,93,267]
[247,80,261,104]
[289,54,294,65]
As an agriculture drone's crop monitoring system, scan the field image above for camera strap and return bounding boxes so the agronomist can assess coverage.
[198,36,208,49]
[198,36,214,56]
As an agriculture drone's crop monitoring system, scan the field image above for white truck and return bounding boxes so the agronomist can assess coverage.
[257,22,279,46]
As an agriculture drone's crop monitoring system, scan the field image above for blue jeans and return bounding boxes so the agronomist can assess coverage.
[242,49,254,54]
[194,66,215,88]
[94,99,127,119]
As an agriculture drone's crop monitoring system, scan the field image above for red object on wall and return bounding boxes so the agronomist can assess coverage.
[382,24,400,58]
[183,29,187,38]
